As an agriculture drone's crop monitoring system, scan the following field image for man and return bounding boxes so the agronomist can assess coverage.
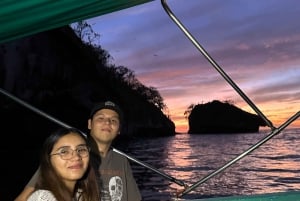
[15,101,142,201]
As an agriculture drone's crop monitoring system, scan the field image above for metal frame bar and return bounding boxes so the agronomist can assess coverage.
[0,87,186,187]
[161,0,300,197]
[179,111,300,197]
[161,0,274,130]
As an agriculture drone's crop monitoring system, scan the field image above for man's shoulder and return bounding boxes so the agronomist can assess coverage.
[110,149,128,161]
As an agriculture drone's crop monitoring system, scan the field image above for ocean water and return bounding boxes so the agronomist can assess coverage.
[117,128,300,201]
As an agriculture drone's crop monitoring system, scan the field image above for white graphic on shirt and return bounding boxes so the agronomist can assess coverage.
[109,176,123,201]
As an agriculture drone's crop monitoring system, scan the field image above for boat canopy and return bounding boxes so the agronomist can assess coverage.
[0,0,153,44]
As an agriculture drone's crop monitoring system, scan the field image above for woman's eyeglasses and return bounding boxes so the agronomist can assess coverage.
[50,145,90,160]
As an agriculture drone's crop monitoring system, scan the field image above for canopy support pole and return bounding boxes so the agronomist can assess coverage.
[179,111,300,197]
[161,0,300,197]
[161,0,275,130]
[0,87,186,187]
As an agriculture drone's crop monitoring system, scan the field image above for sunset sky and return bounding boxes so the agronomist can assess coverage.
[87,0,300,133]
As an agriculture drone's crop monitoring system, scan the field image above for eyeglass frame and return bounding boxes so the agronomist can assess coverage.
[50,145,90,160]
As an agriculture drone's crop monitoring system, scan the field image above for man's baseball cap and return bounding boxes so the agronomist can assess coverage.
[89,101,123,122]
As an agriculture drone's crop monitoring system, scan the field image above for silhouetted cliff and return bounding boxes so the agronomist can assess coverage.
[0,26,175,139]
[188,100,267,134]
[0,25,177,200]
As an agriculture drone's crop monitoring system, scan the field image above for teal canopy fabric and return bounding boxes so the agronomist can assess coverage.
[0,0,153,44]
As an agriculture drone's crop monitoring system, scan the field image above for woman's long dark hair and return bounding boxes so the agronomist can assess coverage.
[35,127,100,201]
[86,133,102,193]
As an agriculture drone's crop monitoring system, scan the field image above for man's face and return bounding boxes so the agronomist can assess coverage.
[88,109,120,145]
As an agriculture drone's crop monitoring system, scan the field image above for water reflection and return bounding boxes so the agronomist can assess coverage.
[118,128,300,200]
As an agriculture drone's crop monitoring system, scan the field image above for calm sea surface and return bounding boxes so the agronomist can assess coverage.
[117,128,300,201]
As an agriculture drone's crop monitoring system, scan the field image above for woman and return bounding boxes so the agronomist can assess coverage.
[27,127,100,201]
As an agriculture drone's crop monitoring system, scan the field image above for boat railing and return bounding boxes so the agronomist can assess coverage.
[161,0,300,198]
[0,87,187,188]
[161,0,275,130]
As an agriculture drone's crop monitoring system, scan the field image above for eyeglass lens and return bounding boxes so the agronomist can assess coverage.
[51,146,90,160]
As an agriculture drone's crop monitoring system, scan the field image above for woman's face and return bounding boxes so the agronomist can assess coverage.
[50,133,89,186]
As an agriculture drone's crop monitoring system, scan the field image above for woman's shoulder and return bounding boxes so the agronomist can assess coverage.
[27,189,57,201]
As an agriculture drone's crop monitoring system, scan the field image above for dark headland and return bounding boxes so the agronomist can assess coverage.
[188,100,267,134]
